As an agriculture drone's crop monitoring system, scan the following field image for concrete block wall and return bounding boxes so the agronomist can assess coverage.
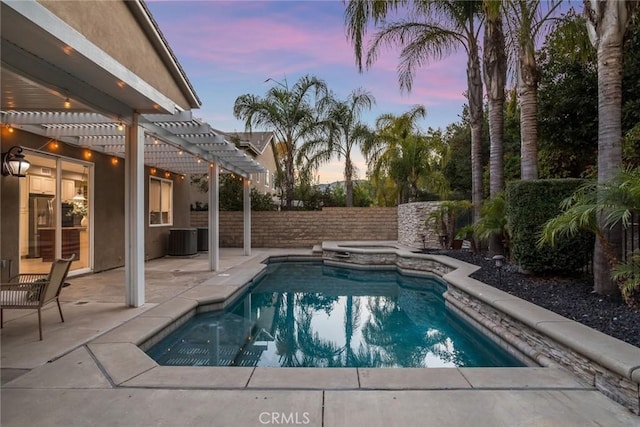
[397,201,443,249]
[191,207,397,248]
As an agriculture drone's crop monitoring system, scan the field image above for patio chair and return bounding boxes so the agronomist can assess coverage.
[0,254,75,340]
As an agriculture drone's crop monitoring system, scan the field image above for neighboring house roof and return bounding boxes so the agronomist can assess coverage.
[225,132,274,156]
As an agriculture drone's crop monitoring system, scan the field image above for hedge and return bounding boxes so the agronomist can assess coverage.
[506,179,594,274]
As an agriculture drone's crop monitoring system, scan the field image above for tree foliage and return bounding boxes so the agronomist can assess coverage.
[537,11,598,179]
[539,167,640,304]
[363,106,450,204]
[298,88,375,207]
[233,75,329,210]
[344,0,485,221]
[189,174,276,211]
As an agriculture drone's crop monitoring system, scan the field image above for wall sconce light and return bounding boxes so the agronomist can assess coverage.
[164,172,170,178]
[64,98,71,109]
[6,124,14,133]
[150,168,156,175]
[50,141,59,149]
[111,157,119,165]
[117,120,124,132]
[1,146,31,177]
[84,150,92,160]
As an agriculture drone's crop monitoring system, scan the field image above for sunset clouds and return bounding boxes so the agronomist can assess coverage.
[147,0,469,182]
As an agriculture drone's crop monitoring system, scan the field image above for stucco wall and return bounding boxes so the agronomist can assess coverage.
[38,0,192,109]
[191,207,398,248]
[145,174,191,260]
[0,130,189,276]
[249,143,278,195]
[0,126,21,281]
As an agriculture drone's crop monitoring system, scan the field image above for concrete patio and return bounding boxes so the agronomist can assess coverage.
[1,249,639,426]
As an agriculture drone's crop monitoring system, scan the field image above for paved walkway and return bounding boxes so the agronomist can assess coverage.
[1,249,639,426]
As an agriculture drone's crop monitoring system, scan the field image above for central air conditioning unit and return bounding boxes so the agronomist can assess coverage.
[167,228,197,256]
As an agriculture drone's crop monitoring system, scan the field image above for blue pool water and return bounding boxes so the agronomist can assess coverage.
[147,261,524,368]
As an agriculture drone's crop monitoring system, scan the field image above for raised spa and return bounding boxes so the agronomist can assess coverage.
[147,261,523,368]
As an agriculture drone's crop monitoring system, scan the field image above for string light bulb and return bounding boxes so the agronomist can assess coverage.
[117,121,124,132]
[64,98,71,109]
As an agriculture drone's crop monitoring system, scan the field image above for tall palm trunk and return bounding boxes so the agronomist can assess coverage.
[468,38,484,224]
[518,41,539,180]
[589,3,627,294]
[285,142,295,209]
[345,155,354,207]
[483,2,507,255]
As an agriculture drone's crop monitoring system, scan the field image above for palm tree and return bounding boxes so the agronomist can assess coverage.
[344,0,485,221]
[504,0,563,180]
[298,88,375,207]
[583,0,639,294]
[233,75,328,209]
[539,167,640,301]
[363,106,450,204]
[273,292,301,367]
[483,0,508,255]
[484,0,507,196]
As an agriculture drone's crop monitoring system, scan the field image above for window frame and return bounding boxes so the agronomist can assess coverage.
[149,176,173,226]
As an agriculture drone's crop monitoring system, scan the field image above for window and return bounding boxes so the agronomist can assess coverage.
[149,177,172,226]
[265,171,270,187]
[256,172,260,184]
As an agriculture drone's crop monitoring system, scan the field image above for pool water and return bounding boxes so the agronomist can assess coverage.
[147,261,524,368]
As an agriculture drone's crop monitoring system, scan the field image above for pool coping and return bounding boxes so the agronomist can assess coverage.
[75,243,639,414]
[322,241,640,414]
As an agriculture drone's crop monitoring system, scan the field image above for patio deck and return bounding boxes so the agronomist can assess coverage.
[1,248,638,426]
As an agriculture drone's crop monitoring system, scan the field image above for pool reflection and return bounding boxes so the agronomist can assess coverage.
[147,262,523,368]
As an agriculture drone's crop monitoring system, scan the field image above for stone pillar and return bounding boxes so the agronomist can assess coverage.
[397,201,442,249]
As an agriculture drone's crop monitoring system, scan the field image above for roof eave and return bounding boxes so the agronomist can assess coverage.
[127,0,202,109]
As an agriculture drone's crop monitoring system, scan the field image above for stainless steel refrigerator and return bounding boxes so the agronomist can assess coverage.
[28,194,55,258]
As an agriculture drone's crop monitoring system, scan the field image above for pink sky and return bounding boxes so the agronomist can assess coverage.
[147,0,470,183]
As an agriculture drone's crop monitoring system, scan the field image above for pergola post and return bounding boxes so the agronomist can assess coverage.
[208,162,219,271]
[243,177,251,256]
[124,113,145,307]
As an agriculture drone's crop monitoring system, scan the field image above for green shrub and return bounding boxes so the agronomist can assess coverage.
[506,179,593,274]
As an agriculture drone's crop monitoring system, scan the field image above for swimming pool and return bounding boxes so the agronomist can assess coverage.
[147,261,523,368]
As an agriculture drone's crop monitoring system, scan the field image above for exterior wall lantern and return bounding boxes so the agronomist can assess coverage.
[1,146,31,177]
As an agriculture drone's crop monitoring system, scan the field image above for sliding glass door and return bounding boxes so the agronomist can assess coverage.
[19,152,92,276]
